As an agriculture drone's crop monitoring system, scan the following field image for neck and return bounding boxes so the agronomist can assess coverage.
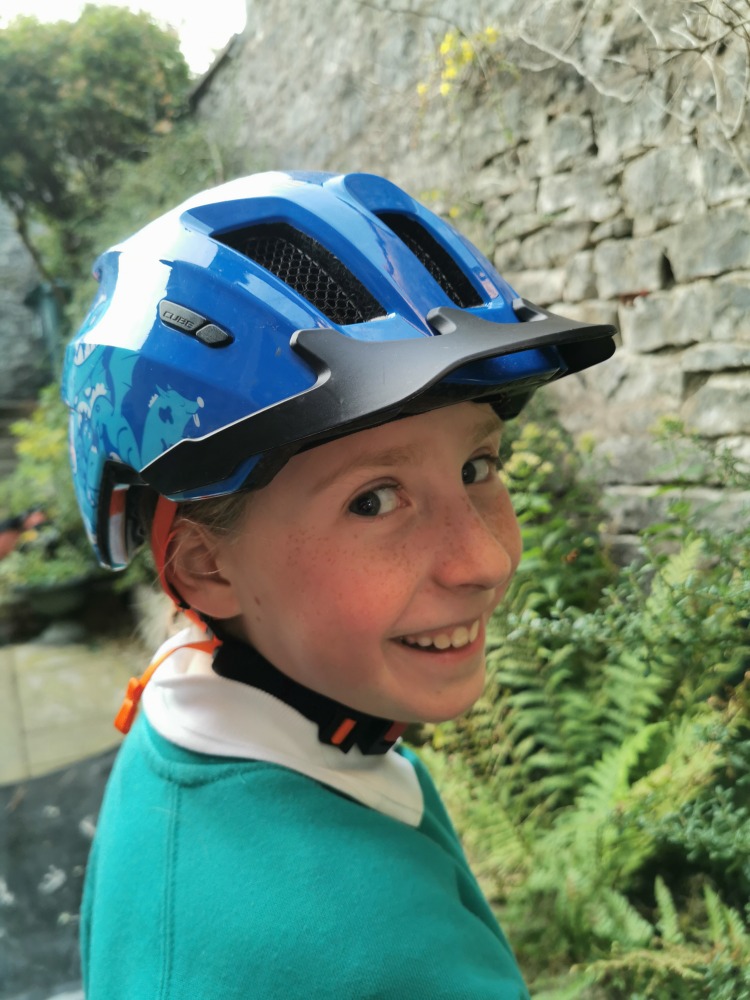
[210,633,407,755]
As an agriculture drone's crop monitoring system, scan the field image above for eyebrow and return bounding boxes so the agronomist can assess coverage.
[471,412,504,444]
[310,410,503,494]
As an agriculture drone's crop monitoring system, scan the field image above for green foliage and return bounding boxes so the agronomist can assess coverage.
[0,4,190,278]
[0,380,159,597]
[499,401,616,614]
[418,408,750,998]
[0,114,235,599]
[0,2,252,602]
[0,385,81,537]
[0,5,189,215]
[0,384,101,594]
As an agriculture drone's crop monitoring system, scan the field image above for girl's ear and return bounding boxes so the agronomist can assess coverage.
[166,520,242,621]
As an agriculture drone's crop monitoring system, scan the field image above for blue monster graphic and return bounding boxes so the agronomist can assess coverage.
[141,387,204,466]
[67,344,206,544]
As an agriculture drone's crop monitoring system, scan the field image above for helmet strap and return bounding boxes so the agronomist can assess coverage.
[212,633,408,755]
[112,496,221,734]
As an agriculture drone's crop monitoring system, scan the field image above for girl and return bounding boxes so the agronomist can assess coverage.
[63,170,615,998]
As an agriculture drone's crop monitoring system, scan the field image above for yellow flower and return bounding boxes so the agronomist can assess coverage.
[577,432,596,453]
[484,25,499,44]
[416,81,428,97]
[506,450,542,474]
[443,62,458,80]
[439,81,452,96]
[439,32,455,56]
[448,206,460,219]
[519,422,542,442]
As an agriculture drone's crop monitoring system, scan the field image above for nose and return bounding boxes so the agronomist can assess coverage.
[431,491,519,593]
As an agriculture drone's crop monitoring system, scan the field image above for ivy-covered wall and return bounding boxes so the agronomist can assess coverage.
[196,0,750,547]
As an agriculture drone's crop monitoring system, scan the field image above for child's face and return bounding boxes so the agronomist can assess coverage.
[212,402,522,723]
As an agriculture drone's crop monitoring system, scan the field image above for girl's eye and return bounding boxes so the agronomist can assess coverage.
[348,485,400,517]
[462,455,500,485]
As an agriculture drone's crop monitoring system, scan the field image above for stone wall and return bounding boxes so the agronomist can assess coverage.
[0,201,47,401]
[196,0,749,544]
[0,201,48,477]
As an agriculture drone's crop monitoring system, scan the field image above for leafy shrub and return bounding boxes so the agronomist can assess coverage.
[0,384,98,595]
[0,121,243,603]
[418,404,750,999]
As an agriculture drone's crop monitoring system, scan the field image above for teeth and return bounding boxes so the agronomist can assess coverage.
[402,620,481,651]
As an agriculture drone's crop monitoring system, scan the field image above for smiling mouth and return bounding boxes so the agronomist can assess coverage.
[398,619,480,652]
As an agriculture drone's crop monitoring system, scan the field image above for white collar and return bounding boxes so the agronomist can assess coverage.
[141,629,424,827]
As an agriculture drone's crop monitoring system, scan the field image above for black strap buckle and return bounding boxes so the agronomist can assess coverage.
[318,712,407,755]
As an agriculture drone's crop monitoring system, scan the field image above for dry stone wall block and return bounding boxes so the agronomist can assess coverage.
[520,222,592,270]
[618,285,711,354]
[564,251,597,302]
[518,113,595,178]
[593,235,669,300]
[622,146,702,233]
[665,206,750,282]
[538,166,621,223]
[502,268,565,306]
[595,435,709,485]
[683,375,750,436]
[681,343,750,373]
[701,144,750,208]
[594,85,671,164]
[603,485,748,536]
[712,274,750,342]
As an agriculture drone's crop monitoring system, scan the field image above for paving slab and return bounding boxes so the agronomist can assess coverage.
[0,628,163,998]
[1,638,141,785]
[25,718,125,780]
[0,634,144,998]
[0,649,28,785]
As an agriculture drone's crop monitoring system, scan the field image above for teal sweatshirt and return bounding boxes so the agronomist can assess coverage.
[81,715,529,998]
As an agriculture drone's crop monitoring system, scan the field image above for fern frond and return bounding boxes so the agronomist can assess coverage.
[577,723,667,816]
[585,944,706,983]
[704,885,727,945]
[592,887,655,948]
[703,884,750,958]
[654,537,704,590]
[725,903,750,955]
[655,875,685,945]
[628,717,723,817]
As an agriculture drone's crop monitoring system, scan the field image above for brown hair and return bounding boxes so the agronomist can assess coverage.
[138,487,254,547]
[173,491,254,536]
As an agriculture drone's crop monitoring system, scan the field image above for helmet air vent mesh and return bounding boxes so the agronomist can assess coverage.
[216,223,386,326]
[377,212,483,309]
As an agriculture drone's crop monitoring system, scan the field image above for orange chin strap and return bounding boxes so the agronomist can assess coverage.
[114,494,221,734]
[150,494,209,631]
[114,636,220,735]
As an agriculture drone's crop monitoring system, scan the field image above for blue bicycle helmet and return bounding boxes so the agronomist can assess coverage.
[62,170,616,570]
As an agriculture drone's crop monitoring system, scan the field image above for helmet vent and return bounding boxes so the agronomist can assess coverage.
[378,212,483,309]
[216,223,386,326]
